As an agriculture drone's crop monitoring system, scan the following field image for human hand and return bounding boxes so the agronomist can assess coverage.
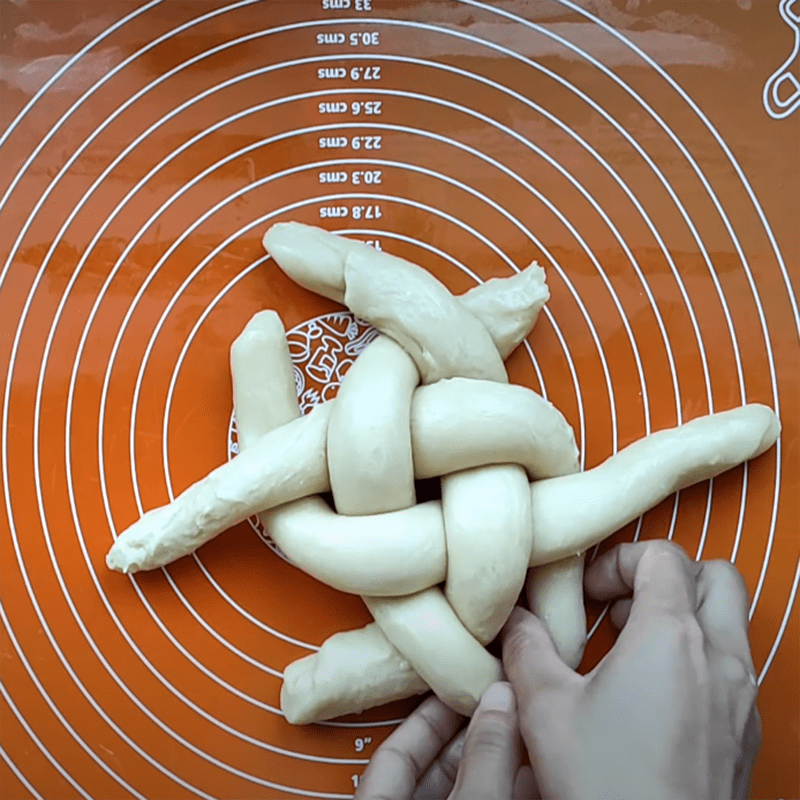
[503,540,762,800]
[353,683,536,800]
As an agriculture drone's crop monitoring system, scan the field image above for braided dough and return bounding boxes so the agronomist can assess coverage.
[106,222,781,726]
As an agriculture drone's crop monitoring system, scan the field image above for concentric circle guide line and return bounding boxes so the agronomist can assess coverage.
[7,18,756,580]
[555,0,799,332]
[759,554,800,681]
[0,11,756,421]
[53,76,620,656]
[0,39,780,800]
[132,136,617,490]
[0,0,271,244]
[1,29,776,788]
[93,159,588,736]
[0,746,44,800]
[0,681,85,800]
[36,30,733,634]
[0,603,146,799]
[148,200,566,727]
[93,92,723,667]
[178,0,794,668]
[1,16,717,427]
[0,0,161,152]
[128,167,591,629]
[3,32,628,776]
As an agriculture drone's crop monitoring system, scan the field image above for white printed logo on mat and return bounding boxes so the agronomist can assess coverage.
[764,0,800,118]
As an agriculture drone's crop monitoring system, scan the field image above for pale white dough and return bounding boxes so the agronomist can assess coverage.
[229,310,300,446]
[528,404,781,566]
[281,623,428,725]
[329,247,536,716]
[324,286,514,714]
[326,335,418,515]
[442,464,533,645]
[363,588,504,716]
[344,247,507,384]
[262,223,549,361]
[460,262,549,359]
[263,497,446,597]
[107,402,780,584]
[106,228,784,727]
[262,222,362,304]
[105,404,331,573]
[411,378,579,480]
[526,554,587,669]
[107,376,577,575]
[230,307,436,723]
[275,403,779,721]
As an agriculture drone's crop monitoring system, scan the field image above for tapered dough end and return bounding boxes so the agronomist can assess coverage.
[231,309,285,342]
[738,403,781,459]
[263,222,372,304]
[667,403,781,486]
[460,262,549,359]
[106,505,173,574]
[280,623,428,724]
[106,542,136,573]
[231,310,300,445]
[528,403,782,567]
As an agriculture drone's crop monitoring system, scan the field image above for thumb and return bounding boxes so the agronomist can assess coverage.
[501,607,582,731]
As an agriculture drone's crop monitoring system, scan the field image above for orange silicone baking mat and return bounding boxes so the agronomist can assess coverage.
[1,1,798,798]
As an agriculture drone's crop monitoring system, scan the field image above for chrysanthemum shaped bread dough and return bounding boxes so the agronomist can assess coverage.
[106,225,782,725]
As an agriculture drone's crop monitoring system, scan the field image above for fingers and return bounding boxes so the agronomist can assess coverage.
[584,541,697,623]
[413,728,466,799]
[609,598,633,629]
[590,545,756,676]
[355,695,463,800]
[513,765,539,800]
[732,705,762,800]
[448,682,521,800]
[501,607,582,731]
[695,560,754,669]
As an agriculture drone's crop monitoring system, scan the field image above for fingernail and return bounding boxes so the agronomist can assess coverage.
[479,681,515,712]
